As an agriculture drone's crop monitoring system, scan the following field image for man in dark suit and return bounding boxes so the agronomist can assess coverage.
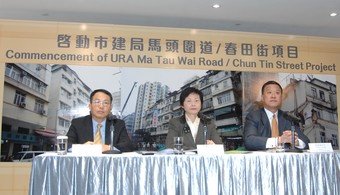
[67,89,133,152]
[244,81,310,151]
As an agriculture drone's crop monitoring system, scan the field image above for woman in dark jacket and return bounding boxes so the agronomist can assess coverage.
[165,87,222,150]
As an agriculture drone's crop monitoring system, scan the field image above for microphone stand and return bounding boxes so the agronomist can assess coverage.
[201,115,208,145]
[203,123,207,145]
[285,125,303,153]
[281,112,303,153]
[102,116,122,154]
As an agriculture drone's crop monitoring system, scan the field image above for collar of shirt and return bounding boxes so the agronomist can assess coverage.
[185,114,200,142]
[92,119,107,143]
[264,108,278,126]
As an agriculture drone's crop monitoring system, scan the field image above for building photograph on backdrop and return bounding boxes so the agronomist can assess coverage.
[243,72,338,149]
[1,63,338,161]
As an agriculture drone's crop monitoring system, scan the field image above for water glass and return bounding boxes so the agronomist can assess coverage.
[173,136,183,154]
[275,138,285,152]
[57,135,68,155]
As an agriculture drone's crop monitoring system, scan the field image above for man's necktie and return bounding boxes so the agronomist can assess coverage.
[94,123,102,144]
[271,114,279,137]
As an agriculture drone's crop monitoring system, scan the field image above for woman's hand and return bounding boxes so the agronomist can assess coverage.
[206,140,215,145]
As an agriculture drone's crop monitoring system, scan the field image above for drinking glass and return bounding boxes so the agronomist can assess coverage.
[173,137,183,154]
[275,138,285,152]
[57,135,68,155]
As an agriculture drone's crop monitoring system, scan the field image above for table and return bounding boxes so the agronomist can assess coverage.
[29,151,340,195]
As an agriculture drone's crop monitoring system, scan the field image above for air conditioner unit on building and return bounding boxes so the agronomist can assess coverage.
[40,110,46,115]
[36,65,42,71]
[19,102,26,108]
[20,71,28,77]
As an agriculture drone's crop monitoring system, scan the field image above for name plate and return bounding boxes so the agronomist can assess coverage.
[197,144,224,155]
[308,143,333,152]
[72,144,102,155]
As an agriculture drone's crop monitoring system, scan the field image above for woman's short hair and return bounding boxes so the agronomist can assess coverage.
[179,87,203,106]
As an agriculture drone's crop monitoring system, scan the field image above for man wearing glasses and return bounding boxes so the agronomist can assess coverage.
[67,89,134,152]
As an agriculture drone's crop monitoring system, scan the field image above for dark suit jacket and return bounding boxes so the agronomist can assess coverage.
[243,108,310,151]
[66,115,133,152]
[165,115,222,150]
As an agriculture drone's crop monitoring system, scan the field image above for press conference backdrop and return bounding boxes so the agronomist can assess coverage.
[0,18,340,195]
[0,19,339,152]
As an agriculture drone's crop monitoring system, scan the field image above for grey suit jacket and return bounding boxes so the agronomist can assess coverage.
[165,115,222,150]
[66,115,134,152]
[243,108,310,151]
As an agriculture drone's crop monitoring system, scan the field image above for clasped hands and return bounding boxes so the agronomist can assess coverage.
[84,141,110,151]
[206,140,216,145]
[278,130,299,146]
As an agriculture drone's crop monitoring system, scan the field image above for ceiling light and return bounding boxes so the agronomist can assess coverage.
[190,29,197,35]
[330,12,337,17]
[80,24,87,31]
[212,4,220,9]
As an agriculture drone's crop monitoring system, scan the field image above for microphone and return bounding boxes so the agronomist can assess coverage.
[107,113,117,122]
[282,112,303,153]
[102,114,121,154]
[198,113,210,124]
[291,125,296,149]
[108,114,116,150]
[282,111,303,126]
[198,113,208,144]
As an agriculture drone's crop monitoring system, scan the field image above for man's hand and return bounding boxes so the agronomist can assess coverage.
[84,141,110,152]
[280,130,298,145]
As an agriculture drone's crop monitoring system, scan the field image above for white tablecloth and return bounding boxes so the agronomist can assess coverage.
[29,151,340,195]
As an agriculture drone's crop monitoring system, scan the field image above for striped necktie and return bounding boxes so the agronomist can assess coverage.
[94,123,102,144]
[271,114,279,137]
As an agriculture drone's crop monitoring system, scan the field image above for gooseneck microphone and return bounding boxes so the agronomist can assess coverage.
[291,125,296,149]
[109,114,116,150]
[102,114,122,154]
[198,113,208,144]
[282,112,303,153]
